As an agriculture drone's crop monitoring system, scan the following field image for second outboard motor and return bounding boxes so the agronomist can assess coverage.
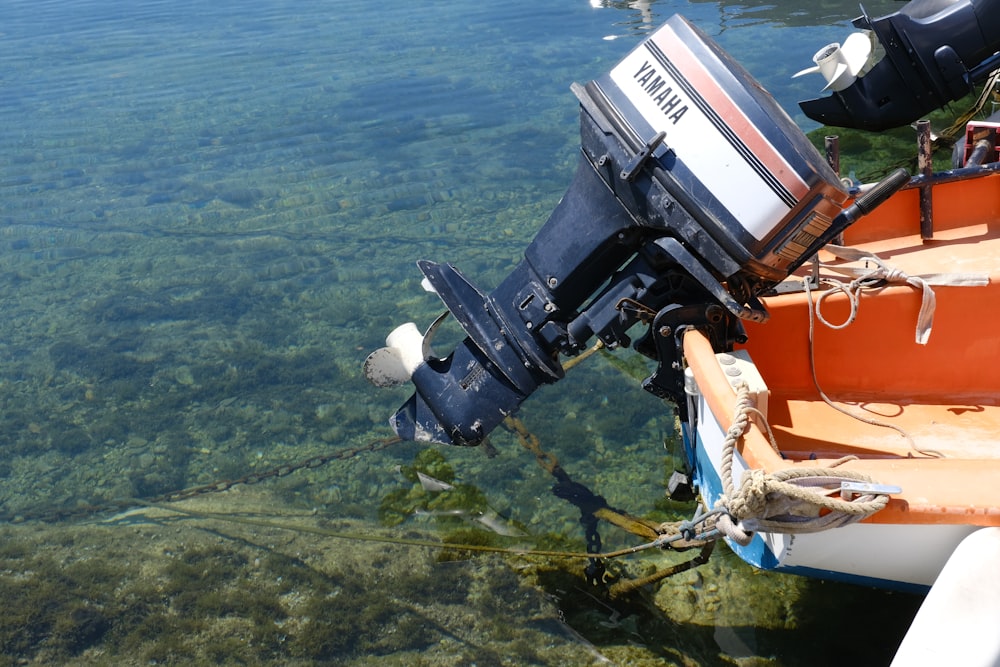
[365,15,907,447]
[798,0,1000,131]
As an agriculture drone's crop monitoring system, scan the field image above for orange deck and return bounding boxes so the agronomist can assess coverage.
[684,172,1000,527]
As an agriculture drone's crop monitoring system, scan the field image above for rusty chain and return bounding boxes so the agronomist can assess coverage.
[503,415,563,476]
[150,435,401,503]
[1,435,402,524]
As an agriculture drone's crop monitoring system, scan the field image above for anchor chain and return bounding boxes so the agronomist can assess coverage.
[151,435,401,503]
[1,436,402,523]
[503,415,610,584]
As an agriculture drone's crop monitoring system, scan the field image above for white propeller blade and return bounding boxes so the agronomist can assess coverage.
[793,31,872,92]
[362,312,449,388]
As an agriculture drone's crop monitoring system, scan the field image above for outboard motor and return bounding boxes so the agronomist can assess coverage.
[365,14,908,447]
[797,0,1000,131]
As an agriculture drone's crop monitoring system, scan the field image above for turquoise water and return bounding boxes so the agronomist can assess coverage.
[0,0,922,664]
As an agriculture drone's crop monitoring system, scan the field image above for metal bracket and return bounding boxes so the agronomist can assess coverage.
[620,130,667,182]
[638,303,735,405]
[840,481,902,499]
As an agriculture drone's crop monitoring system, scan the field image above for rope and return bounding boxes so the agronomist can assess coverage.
[130,499,719,563]
[803,245,988,456]
[818,244,988,345]
[713,384,891,546]
[561,339,604,371]
[939,69,1000,141]
[804,274,925,453]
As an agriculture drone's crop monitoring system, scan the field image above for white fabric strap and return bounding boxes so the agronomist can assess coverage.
[822,244,990,345]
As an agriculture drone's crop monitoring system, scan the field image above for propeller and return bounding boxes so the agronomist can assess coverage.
[793,31,872,92]
[363,312,448,388]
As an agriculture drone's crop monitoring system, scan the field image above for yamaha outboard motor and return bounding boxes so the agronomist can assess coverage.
[797,0,1000,131]
[365,15,908,447]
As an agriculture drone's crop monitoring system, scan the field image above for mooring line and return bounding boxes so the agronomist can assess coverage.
[130,498,678,561]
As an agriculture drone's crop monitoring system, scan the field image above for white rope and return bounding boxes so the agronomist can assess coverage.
[713,384,891,546]
[805,275,929,453]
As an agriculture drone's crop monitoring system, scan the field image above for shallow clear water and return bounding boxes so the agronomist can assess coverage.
[0,0,922,664]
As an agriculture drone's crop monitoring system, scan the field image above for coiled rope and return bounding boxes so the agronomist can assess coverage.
[713,383,891,546]
[712,243,991,544]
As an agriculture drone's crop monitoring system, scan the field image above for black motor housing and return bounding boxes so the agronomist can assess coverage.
[801,0,1000,131]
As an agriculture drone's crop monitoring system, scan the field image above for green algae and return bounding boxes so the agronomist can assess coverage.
[378,449,494,530]
[0,508,624,666]
[0,482,924,666]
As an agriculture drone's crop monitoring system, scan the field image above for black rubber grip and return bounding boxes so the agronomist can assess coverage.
[854,167,911,215]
